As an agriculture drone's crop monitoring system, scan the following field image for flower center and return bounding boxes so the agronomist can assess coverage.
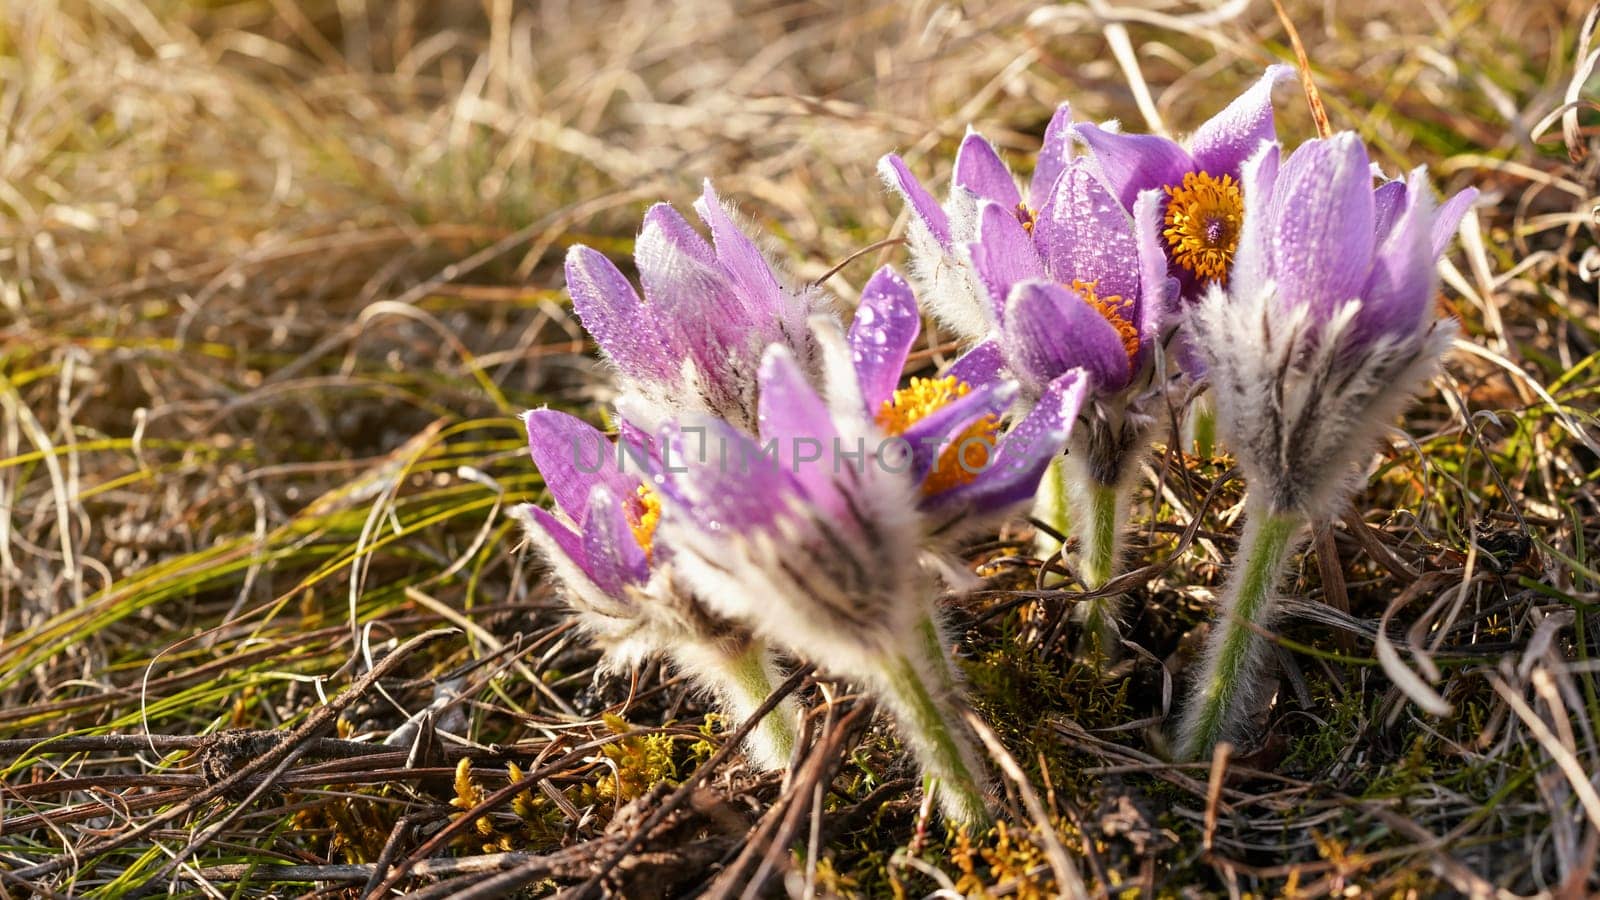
[875,375,1000,495]
[1015,202,1037,234]
[627,484,661,559]
[1162,170,1243,283]
[1068,278,1139,362]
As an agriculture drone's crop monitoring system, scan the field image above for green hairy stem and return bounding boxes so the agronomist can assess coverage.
[712,641,799,771]
[879,614,991,827]
[1176,505,1306,760]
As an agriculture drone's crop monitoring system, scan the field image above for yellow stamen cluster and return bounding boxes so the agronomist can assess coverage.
[1069,278,1140,362]
[1015,202,1037,234]
[628,484,661,559]
[1162,170,1243,283]
[876,376,1000,495]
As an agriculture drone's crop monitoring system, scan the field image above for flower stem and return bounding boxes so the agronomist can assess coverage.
[1073,479,1126,658]
[1032,456,1072,560]
[1176,505,1306,760]
[711,641,798,771]
[882,620,990,827]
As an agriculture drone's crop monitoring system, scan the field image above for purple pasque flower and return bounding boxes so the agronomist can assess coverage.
[878,105,1077,342]
[964,157,1175,492]
[517,408,719,668]
[848,268,1091,535]
[564,180,826,434]
[1074,66,1294,305]
[1188,132,1477,520]
[516,408,799,769]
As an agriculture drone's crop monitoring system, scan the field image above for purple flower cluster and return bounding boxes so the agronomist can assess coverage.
[516,64,1478,800]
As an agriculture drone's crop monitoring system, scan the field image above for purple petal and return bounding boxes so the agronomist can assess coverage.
[1003,281,1132,392]
[638,202,717,272]
[1034,160,1141,304]
[954,131,1022,210]
[694,180,784,316]
[1372,179,1409,245]
[927,369,1087,515]
[1227,142,1282,295]
[523,504,589,578]
[879,153,952,248]
[1029,103,1075,209]
[525,408,636,520]
[1430,187,1478,258]
[657,416,794,534]
[633,206,750,375]
[756,346,849,518]
[1188,65,1295,179]
[946,340,1006,389]
[1074,122,1196,212]
[1358,175,1435,341]
[566,245,678,382]
[849,266,923,411]
[1269,133,1376,319]
[897,380,1018,486]
[581,486,650,595]
[968,200,1046,324]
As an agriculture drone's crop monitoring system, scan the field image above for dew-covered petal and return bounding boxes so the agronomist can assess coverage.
[1268,133,1376,319]
[848,266,923,411]
[954,131,1022,210]
[1003,281,1132,392]
[694,180,784,317]
[1030,102,1075,209]
[967,200,1046,324]
[525,408,636,520]
[897,380,1018,486]
[1188,65,1295,179]
[1074,122,1196,212]
[566,245,678,382]
[756,346,850,518]
[581,486,650,596]
[879,153,952,248]
[1034,160,1141,304]
[657,416,793,535]
[946,340,1006,390]
[634,204,750,375]
[926,369,1087,515]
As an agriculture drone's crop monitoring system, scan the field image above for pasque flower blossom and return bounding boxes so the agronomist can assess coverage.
[564,180,826,433]
[1075,65,1294,303]
[652,266,1086,824]
[517,409,799,770]
[879,107,1076,342]
[962,158,1176,650]
[1175,132,1476,758]
[884,114,1178,653]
